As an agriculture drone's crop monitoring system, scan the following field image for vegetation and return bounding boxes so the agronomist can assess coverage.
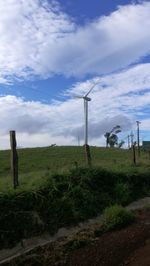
[0,146,150,249]
[104,125,121,147]
[102,205,134,231]
[0,146,150,191]
[0,165,149,248]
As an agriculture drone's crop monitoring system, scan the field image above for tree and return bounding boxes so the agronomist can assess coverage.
[104,125,121,148]
[118,140,125,148]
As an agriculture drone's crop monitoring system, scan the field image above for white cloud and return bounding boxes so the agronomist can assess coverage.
[65,115,132,140]
[1,63,150,148]
[0,0,150,82]
[0,0,75,82]
[68,63,150,114]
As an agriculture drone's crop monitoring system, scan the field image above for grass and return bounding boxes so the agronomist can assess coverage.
[0,146,150,191]
[102,205,134,231]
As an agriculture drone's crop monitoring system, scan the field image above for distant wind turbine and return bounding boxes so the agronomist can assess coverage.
[72,79,100,165]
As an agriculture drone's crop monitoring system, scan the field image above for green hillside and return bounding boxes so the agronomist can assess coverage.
[0,146,150,191]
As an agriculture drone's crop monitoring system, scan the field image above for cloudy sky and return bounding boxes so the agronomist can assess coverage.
[0,0,150,149]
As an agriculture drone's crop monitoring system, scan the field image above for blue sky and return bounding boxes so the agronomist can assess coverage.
[0,0,150,148]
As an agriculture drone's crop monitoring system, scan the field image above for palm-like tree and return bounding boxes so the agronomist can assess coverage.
[104,125,121,148]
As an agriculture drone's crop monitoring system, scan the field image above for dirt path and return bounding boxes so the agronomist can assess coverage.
[64,208,150,266]
[125,240,150,266]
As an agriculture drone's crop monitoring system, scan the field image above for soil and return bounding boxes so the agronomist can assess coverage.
[2,207,150,266]
[66,209,150,266]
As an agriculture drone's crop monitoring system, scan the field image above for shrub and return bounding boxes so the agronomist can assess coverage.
[0,210,44,248]
[64,238,90,251]
[114,183,131,205]
[102,204,134,231]
[127,173,150,200]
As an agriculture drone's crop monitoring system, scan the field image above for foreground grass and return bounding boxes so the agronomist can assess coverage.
[102,205,134,231]
[0,146,150,191]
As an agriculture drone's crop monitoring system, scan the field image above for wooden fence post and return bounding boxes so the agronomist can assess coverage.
[10,131,19,189]
[132,142,136,165]
[148,150,150,161]
[84,144,92,167]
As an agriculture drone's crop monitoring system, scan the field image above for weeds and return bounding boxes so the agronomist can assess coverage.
[102,205,134,231]
[0,166,149,249]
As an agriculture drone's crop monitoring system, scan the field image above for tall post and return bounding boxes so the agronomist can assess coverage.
[130,132,134,147]
[132,141,136,165]
[84,98,91,167]
[77,135,80,146]
[127,135,130,149]
[10,131,19,189]
[84,99,88,145]
[136,121,141,157]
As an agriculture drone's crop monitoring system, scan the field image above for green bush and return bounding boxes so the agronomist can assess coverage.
[0,210,44,248]
[102,205,134,231]
[127,172,150,199]
[68,186,98,220]
[114,183,131,205]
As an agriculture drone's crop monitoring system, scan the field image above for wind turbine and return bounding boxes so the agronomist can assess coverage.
[73,80,100,165]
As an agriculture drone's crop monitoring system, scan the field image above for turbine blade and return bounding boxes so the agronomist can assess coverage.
[85,79,100,97]
[73,95,84,99]
[69,93,83,99]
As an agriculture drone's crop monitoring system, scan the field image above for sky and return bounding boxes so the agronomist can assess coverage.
[0,0,150,149]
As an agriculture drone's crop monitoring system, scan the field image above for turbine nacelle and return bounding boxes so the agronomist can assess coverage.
[83,96,91,101]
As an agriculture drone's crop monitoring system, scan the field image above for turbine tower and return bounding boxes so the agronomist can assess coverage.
[136,120,141,157]
[73,79,100,165]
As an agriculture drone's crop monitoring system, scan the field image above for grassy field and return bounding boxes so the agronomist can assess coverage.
[0,146,150,191]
